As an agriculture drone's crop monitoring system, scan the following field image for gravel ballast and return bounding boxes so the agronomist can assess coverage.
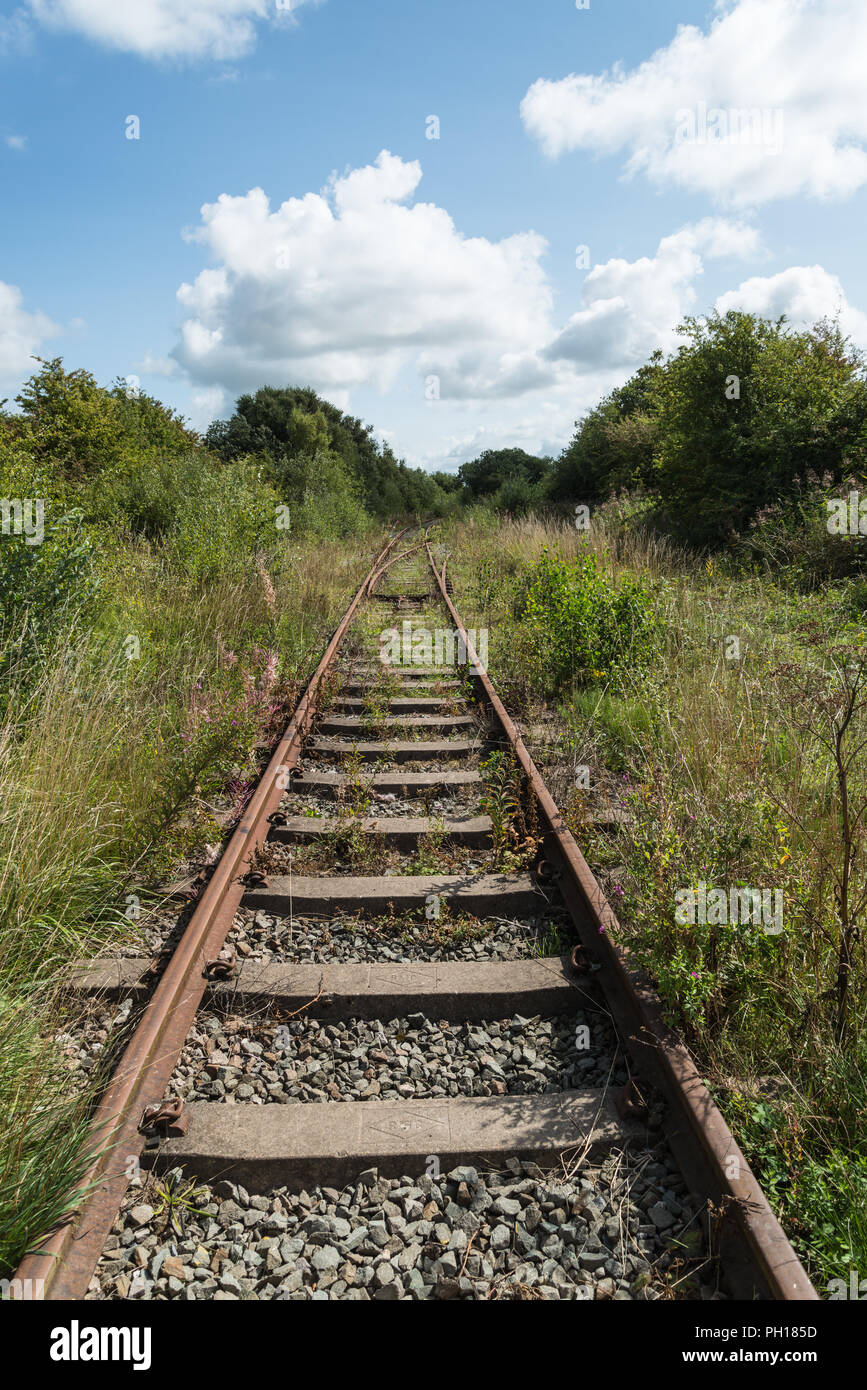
[77,574,722,1306]
[227,909,569,964]
[52,997,134,1093]
[279,791,480,819]
[89,1155,718,1301]
[169,1010,625,1104]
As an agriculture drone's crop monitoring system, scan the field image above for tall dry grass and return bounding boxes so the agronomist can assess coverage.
[442,507,867,1288]
[0,527,382,1275]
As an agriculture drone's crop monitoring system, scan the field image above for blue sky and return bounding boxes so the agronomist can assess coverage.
[2,0,866,469]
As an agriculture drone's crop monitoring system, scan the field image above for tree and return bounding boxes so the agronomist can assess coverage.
[429,471,463,495]
[205,385,446,519]
[458,447,552,502]
[549,354,663,503]
[14,357,196,483]
[15,358,125,480]
[654,313,867,546]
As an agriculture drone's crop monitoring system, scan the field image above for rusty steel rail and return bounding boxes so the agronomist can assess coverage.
[365,527,436,598]
[426,542,817,1302]
[15,528,409,1301]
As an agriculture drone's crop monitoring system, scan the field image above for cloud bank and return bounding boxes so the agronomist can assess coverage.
[521,0,867,206]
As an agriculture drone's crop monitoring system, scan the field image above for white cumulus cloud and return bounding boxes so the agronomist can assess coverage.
[26,0,317,62]
[546,219,761,368]
[174,151,555,400]
[521,0,867,206]
[715,264,867,345]
[132,352,178,377]
[166,152,867,465]
[0,281,60,395]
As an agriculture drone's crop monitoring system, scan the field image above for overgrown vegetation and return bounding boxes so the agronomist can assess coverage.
[443,508,867,1294]
[205,383,454,525]
[468,312,867,586]
[3,307,866,1293]
[478,749,540,871]
[518,549,658,694]
[0,357,408,1274]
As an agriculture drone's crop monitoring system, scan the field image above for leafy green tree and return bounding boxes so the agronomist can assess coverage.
[205,392,330,461]
[206,385,446,519]
[15,358,125,480]
[12,358,196,486]
[549,354,663,503]
[271,447,368,538]
[654,313,867,545]
[429,470,463,495]
[494,474,534,513]
[108,381,198,460]
[458,447,552,502]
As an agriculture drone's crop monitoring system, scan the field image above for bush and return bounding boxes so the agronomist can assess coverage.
[734,473,867,588]
[519,548,659,692]
[494,474,534,514]
[549,355,663,503]
[206,384,450,520]
[0,509,98,704]
[269,448,369,539]
[84,452,194,537]
[653,313,867,547]
[83,451,283,579]
[14,358,195,486]
[165,459,281,581]
[459,447,553,504]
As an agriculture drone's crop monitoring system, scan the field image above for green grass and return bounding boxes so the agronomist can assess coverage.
[443,507,867,1293]
[0,522,381,1277]
[566,688,656,769]
[0,994,107,1277]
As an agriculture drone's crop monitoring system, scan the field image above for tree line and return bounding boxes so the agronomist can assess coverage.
[457,311,867,558]
[5,308,866,558]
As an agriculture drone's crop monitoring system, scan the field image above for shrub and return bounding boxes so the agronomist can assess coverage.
[206,384,450,520]
[519,548,658,692]
[166,460,281,581]
[548,355,663,503]
[0,509,98,705]
[494,474,534,514]
[269,448,369,539]
[734,473,867,588]
[85,451,282,579]
[653,313,867,547]
[459,447,553,503]
[14,358,195,486]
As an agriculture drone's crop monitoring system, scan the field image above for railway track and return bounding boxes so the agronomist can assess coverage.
[14,527,817,1304]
